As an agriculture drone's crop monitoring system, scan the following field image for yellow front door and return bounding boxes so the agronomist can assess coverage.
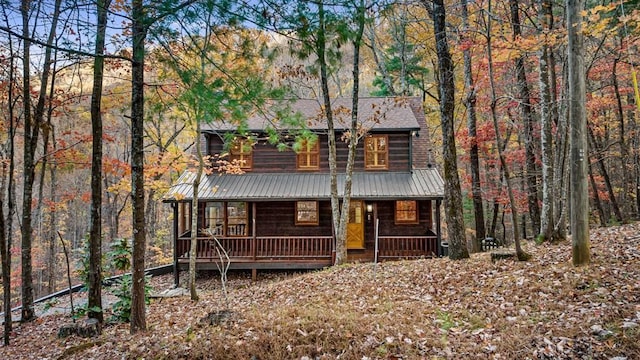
[346,200,365,249]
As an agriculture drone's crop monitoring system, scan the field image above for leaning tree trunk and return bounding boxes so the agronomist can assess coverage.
[336,0,366,264]
[461,0,485,252]
[423,0,469,259]
[486,0,528,261]
[567,0,590,266]
[587,128,623,223]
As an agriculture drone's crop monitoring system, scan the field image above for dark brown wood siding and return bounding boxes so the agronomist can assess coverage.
[206,132,411,173]
[374,201,434,237]
[254,201,333,237]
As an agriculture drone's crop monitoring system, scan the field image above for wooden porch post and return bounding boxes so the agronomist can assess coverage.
[252,202,256,261]
[251,203,257,281]
[436,199,443,257]
[172,202,179,287]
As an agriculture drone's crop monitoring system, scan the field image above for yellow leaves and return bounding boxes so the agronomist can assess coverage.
[582,4,620,37]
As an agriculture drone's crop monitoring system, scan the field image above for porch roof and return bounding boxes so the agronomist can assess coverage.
[164,168,444,202]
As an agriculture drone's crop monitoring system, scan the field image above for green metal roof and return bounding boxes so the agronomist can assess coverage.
[164,168,444,202]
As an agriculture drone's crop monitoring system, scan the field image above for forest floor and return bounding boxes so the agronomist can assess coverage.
[1,223,639,360]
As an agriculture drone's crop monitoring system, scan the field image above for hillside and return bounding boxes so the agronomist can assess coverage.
[1,223,639,359]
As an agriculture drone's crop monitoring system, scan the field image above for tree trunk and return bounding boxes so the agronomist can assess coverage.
[21,0,62,322]
[1,200,10,345]
[486,0,528,261]
[189,120,203,301]
[509,0,540,234]
[587,128,623,223]
[488,200,499,239]
[87,0,111,326]
[336,0,365,265]
[553,66,569,240]
[538,0,554,242]
[423,0,469,260]
[461,0,485,252]
[19,0,35,323]
[588,161,607,226]
[2,28,18,345]
[130,0,147,333]
[47,155,57,294]
[315,1,344,265]
[567,0,590,266]
[612,58,630,212]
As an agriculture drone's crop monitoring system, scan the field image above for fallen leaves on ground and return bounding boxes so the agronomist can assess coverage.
[2,223,639,359]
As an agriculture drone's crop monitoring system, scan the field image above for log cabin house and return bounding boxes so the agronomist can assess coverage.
[164,97,445,282]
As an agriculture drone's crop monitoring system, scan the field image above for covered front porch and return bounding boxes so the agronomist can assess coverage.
[174,232,439,274]
[165,170,445,283]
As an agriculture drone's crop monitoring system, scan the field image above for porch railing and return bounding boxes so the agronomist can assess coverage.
[176,236,334,262]
[377,236,438,259]
[177,235,438,263]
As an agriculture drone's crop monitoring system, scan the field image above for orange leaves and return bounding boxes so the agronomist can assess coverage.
[4,223,640,359]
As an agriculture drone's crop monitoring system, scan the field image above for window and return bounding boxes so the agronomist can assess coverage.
[179,202,191,235]
[227,202,248,236]
[296,139,320,170]
[296,201,319,225]
[395,200,418,224]
[229,138,253,170]
[200,201,248,236]
[365,135,388,169]
[204,202,224,236]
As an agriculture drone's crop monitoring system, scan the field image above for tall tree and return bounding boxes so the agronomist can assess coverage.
[538,0,554,242]
[485,0,529,260]
[421,0,469,259]
[1,4,18,343]
[0,199,7,344]
[336,0,366,265]
[508,0,540,234]
[460,0,485,252]
[130,0,147,333]
[20,0,62,322]
[87,0,112,325]
[567,0,590,265]
[254,0,371,264]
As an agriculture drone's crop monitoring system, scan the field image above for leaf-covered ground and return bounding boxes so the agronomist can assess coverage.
[2,223,639,359]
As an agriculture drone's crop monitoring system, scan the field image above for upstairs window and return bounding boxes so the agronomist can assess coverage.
[229,138,253,170]
[395,200,418,224]
[365,135,388,170]
[296,139,320,170]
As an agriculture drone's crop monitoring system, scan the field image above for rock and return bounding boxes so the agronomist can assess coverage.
[77,318,101,338]
[57,318,102,338]
[58,323,78,338]
[621,321,638,329]
[150,287,189,298]
[201,310,234,326]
